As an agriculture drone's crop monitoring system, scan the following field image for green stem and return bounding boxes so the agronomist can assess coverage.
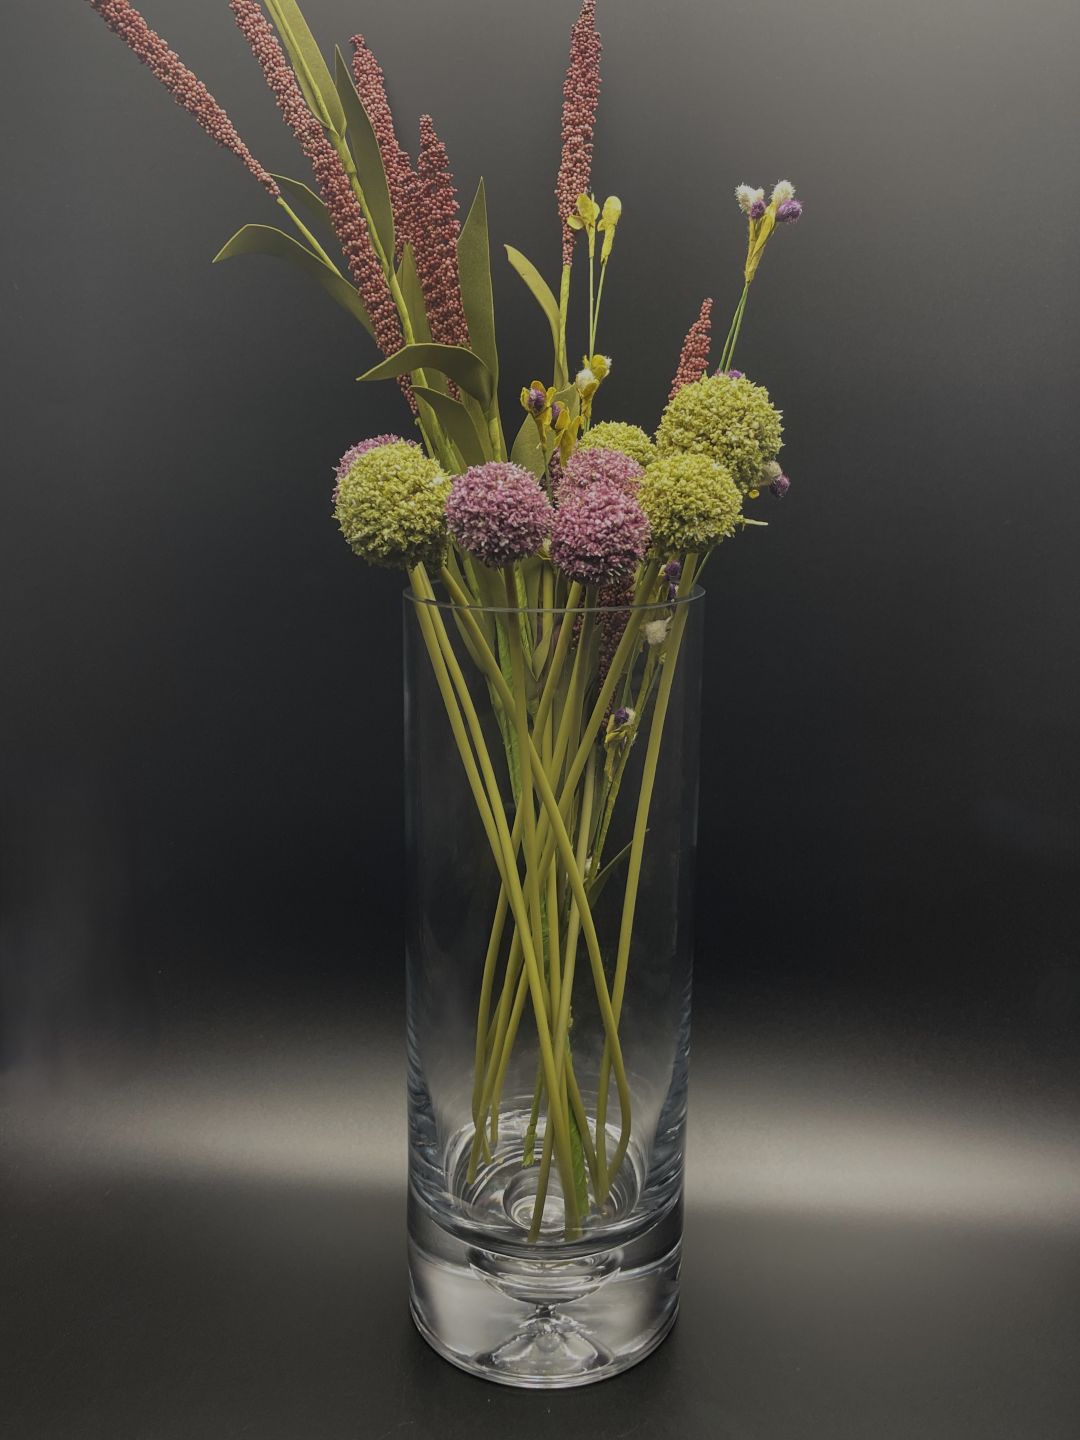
[409,568,580,1234]
[719,284,750,373]
[594,556,699,1197]
[530,747,597,1239]
[557,263,571,389]
[444,580,635,1186]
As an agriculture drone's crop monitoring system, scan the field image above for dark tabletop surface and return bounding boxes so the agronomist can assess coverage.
[5,1003,1078,1440]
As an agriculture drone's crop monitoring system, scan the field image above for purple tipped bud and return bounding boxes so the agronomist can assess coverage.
[663,560,682,582]
[667,583,679,602]
[550,400,564,426]
[749,198,766,220]
[776,199,803,223]
[613,707,631,727]
[770,473,791,498]
[724,369,745,380]
[525,386,547,415]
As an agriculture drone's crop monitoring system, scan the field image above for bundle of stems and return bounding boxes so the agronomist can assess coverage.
[404,545,698,1239]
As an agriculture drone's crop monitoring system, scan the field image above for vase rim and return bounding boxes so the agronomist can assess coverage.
[404,583,706,617]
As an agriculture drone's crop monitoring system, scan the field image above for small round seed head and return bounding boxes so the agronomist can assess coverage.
[639,453,743,553]
[334,442,450,569]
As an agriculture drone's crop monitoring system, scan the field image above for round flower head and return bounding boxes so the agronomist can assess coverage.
[332,433,415,503]
[656,372,783,493]
[334,441,450,569]
[550,479,650,585]
[558,445,643,500]
[639,453,743,553]
[776,198,803,224]
[580,420,657,470]
[445,461,552,568]
[334,433,412,480]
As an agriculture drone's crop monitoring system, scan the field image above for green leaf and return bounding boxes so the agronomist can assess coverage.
[510,414,545,478]
[396,245,435,349]
[333,46,395,266]
[412,386,488,467]
[263,0,344,135]
[358,343,495,408]
[459,391,495,459]
[213,224,373,338]
[458,179,498,385]
[271,174,331,234]
[505,244,566,388]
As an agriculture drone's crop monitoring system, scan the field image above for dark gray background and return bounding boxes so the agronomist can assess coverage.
[2,1,1079,1436]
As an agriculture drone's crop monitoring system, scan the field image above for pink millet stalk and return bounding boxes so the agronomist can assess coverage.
[85,0,278,196]
[410,116,471,350]
[229,0,410,403]
[349,35,419,262]
[555,0,603,265]
[668,298,714,402]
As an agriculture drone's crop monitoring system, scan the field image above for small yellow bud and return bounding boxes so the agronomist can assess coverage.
[598,196,622,261]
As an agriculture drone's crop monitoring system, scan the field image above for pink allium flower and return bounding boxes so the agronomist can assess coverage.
[555,1,602,265]
[349,35,418,263]
[229,0,409,403]
[85,0,278,196]
[446,463,553,569]
[410,116,471,350]
[669,298,713,402]
[551,479,649,585]
[559,446,643,499]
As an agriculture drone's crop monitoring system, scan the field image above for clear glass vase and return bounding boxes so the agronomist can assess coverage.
[403,583,704,1387]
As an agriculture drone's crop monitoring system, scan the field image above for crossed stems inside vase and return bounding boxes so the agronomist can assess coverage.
[407,552,698,1241]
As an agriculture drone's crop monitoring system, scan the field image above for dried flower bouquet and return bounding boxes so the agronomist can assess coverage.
[86,0,804,1240]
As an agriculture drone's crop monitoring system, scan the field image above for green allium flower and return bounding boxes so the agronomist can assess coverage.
[334,441,450,570]
[579,421,657,470]
[638,453,743,553]
[655,373,782,491]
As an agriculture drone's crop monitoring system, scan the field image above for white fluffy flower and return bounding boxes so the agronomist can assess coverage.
[761,460,783,481]
[770,180,796,206]
[575,366,598,392]
[735,184,764,214]
[643,618,671,646]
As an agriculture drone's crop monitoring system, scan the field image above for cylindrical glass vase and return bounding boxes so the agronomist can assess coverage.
[403,585,704,1387]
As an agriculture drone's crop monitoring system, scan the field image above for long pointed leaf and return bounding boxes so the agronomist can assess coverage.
[333,47,395,266]
[396,244,436,350]
[358,343,494,408]
[458,179,498,384]
[213,224,373,338]
[505,244,566,387]
[412,386,488,467]
[264,0,344,135]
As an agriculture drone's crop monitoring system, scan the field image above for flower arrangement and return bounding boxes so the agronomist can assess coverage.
[86,0,804,1242]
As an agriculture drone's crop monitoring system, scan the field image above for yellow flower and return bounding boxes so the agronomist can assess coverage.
[520,380,556,432]
[597,195,622,262]
[567,192,601,232]
[586,353,611,382]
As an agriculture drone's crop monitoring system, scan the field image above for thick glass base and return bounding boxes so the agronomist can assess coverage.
[407,1135,683,1388]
